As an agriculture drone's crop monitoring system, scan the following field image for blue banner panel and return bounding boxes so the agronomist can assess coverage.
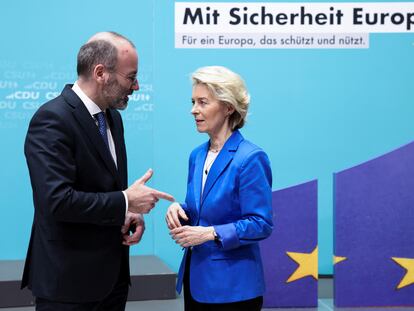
[334,141,414,307]
[261,180,317,307]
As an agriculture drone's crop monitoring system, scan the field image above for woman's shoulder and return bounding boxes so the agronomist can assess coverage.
[238,138,267,158]
[235,139,271,174]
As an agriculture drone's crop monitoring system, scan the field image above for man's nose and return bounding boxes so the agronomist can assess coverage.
[132,80,139,91]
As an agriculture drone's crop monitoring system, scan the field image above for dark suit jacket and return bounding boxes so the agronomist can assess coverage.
[22,84,129,302]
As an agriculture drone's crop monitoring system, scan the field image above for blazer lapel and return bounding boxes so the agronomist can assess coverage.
[193,143,208,213]
[62,86,122,188]
[201,130,244,205]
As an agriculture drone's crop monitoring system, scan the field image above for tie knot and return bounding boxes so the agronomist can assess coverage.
[95,111,105,123]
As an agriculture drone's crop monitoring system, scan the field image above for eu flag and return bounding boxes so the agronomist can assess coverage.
[261,180,318,307]
[334,142,414,306]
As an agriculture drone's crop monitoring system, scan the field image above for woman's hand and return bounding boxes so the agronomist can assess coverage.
[170,225,215,248]
[165,202,189,230]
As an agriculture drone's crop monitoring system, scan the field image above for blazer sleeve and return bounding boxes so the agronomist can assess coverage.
[25,107,126,226]
[214,149,273,250]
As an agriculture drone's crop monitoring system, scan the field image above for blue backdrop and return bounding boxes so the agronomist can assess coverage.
[0,0,413,275]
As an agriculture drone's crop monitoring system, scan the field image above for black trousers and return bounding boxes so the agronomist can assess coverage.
[36,264,129,311]
[183,250,263,311]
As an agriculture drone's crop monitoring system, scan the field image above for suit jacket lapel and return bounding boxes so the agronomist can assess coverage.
[107,109,127,188]
[62,86,122,188]
[201,130,244,205]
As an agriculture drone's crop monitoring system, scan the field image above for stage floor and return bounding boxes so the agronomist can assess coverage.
[3,299,414,311]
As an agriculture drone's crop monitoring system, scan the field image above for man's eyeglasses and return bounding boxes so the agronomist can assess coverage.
[114,71,138,87]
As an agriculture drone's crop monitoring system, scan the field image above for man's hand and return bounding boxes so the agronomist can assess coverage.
[122,212,145,246]
[165,202,189,230]
[125,169,174,214]
[170,225,215,248]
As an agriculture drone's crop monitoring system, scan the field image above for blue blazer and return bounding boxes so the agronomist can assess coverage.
[176,130,273,303]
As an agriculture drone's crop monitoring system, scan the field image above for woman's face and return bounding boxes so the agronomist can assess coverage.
[191,84,232,136]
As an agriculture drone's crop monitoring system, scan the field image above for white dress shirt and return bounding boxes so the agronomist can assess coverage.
[72,82,117,165]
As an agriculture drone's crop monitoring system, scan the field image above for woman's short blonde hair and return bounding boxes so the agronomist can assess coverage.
[191,66,250,130]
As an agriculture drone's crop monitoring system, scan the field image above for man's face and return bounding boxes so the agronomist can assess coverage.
[102,44,139,110]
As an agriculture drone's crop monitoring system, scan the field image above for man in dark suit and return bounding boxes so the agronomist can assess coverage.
[22,31,174,310]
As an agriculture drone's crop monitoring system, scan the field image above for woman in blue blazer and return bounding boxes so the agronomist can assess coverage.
[166,66,273,311]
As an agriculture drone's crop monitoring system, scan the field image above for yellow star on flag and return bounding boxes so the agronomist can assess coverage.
[392,257,414,289]
[333,256,347,265]
[286,246,318,283]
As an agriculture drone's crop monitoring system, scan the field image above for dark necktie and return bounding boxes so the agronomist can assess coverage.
[95,112,109,148]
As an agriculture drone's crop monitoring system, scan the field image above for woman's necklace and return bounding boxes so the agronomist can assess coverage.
[204,151,219,175]
[205,133,230,174]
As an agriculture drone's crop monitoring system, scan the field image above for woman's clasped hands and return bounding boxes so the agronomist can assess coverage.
[166,202,215,248]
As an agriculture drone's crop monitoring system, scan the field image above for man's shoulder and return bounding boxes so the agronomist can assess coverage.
[29,88,76,128]
[32,98,66,124]
[36,85,75,115]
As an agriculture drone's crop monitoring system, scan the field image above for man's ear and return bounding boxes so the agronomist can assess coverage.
[93,64,107,84]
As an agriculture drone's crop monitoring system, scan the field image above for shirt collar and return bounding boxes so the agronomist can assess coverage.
[72,81,104,116]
